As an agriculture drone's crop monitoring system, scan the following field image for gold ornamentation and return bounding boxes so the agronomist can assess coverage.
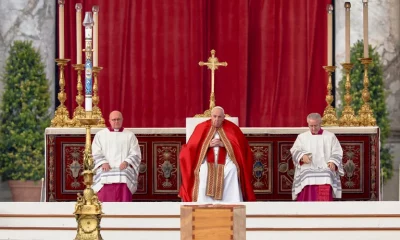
[322,65,339,126]
[48,136,55,201]
[370,134,378,200]
[194,107,231,118]
[197,49,228,116]
[342,145,360,188]
[139,162,147,173]
[51,59,72,127]
[74,113,102,240]
[92,66,105,127]
[156,146,178,190]
[357,58,376,126]
[251,146,269,189]
[339,63,359,126]
[67,146,84,189]
[71,64,85,127]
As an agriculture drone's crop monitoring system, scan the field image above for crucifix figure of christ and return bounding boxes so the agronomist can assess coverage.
[199,49,228,111]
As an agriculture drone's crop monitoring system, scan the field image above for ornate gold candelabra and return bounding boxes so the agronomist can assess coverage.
[339,63,359,126]
[74,111,103,240]
[51,59,72,127]
[357,58,376,126]
[196,50,228,117]
[92,66,105,126]
[322,65,339,126]
[70,64,85,127]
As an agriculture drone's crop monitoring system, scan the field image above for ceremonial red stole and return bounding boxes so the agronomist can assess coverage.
[107,127,125,132]
[205,145,227,200]
[312,129,324,135]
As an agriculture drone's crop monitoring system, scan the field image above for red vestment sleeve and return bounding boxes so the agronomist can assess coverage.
[179,120,211,202]
[222,120,256,201]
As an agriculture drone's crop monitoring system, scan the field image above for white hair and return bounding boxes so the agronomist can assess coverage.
[307,113,321,122]
[211,106,225,115]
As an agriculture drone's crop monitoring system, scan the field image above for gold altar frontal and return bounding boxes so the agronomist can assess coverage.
[181,204,245,240]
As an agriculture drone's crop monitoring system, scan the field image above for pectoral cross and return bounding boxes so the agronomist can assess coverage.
[199,49,227,109]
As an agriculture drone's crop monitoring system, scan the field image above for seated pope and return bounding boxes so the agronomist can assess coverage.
[179,106,256,202]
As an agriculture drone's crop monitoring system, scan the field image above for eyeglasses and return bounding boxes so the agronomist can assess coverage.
[308,124,320,128]
[111,118,122,122]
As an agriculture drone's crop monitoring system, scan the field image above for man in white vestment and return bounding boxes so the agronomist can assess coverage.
[179,106,256,202]
[92,110,141,202]
[290,113,344,201]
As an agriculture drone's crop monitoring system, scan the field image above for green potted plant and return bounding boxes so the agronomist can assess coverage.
[0,40,51,201]
[338,40,393,183]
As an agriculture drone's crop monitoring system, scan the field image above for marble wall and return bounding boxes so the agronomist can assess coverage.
[335,0,400,200]
[0,0,399,199]
[0,0,56,109]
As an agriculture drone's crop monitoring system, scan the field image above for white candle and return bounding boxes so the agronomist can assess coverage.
[85,97,92,112]
[83,12,94,112]
[58,1,65,59]
[345,2,351,63]
[363,0,369,58]
[76,4,82,64]
[93,6,99,67]
[327,5,333,66]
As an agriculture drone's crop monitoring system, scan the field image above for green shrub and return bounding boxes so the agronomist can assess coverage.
[0,40,51,181]
[338,40,393,182]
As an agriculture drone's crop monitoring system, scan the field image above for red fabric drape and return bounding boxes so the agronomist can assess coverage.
[60,0,332,127]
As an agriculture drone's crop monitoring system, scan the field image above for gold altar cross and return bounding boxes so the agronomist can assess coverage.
[198,49,227,111]
[199,49,228,94]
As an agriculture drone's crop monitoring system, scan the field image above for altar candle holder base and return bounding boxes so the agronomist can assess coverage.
[322,65,339,126]
[51,59,72,127]
[357,58,376,126]
[339,63,359,126]
[74,111,103,240]
[92,66,105,127]
[70,64,85,127]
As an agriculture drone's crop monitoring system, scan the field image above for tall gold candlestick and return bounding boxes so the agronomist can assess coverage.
[71,64,85,127]
[74,117,103,240]
[357,58,376,126]
[339,63,359,126]
[51,59,71,127]
[322,66,338,126]
[92,66,105,127]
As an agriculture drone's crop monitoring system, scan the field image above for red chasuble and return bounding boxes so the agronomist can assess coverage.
[179,119,256,202]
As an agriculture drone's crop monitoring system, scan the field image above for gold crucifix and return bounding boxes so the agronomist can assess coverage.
[199,49,227,110]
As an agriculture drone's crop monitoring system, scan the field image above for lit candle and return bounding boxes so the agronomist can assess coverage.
[345,2,351,63]
[363,0,369,58]
[58,0,65,59]
[93,6,99,67]
[76,4,82,64]
[327,4,333,66]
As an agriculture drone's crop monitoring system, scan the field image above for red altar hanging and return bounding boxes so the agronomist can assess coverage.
[45,127,380,202]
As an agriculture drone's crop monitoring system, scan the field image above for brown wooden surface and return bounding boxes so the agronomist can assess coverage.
[180,205,246,240]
